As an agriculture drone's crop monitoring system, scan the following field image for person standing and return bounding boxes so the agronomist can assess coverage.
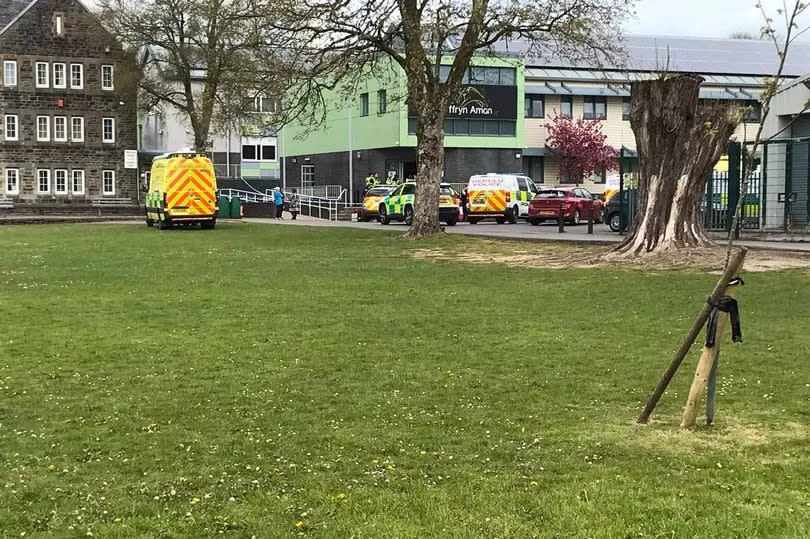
[273,187,284,219]
[289,188,300,220]
[460,188,468,221]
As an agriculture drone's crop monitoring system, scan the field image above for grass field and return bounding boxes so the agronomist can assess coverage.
[1,222,809,538]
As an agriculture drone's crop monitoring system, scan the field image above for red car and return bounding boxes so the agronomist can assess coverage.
[527,187,605,226]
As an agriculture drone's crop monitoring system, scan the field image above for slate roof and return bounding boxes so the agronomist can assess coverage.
[0,0,36,35]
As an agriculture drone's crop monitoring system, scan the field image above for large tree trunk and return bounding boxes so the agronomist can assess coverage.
[408,107,445,238]
[614,75,739,257]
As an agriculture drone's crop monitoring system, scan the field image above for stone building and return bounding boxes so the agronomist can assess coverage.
[0,0,138,213]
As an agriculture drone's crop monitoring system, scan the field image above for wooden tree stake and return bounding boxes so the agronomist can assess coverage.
[636,248,747,424]
[681,284,739,428]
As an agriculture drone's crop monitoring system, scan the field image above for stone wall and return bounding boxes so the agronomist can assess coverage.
[0,0,138,209]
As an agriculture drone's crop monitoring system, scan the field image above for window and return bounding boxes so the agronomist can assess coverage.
[301,164,314,188]
[241,138,277,161]
[71,170,85,194]
[70,64,83,89]
[71,117,84,142]
[54,169,68,194]
[402,183,415,195]
[584,96,607,120]
[517,177,528,192]
[500,68,516,85]
[36,62,49,88]
[53,63,66,88]
[37,116,50,141]
[622,97,631,121]
[499,120,516,136]
[251,95,275,113]
[469,119,484,135]
[4,115,18,141]
[102,170,115,195]
[464,66,516,86]
[434,118,516,137]
[54,13,63,36]
[359,93,369,116]
[525,94,545,118]
[742,101,762,123]
[438,65,451,82]
[53,116,67,142]
[559,95,572,118]
[3,61,17,87]
[102,117,115,143]
[5,169,19,195]
[101,65,114,90]
[37,169,51,194]
[592,167,607,184]
[377,89,387,114]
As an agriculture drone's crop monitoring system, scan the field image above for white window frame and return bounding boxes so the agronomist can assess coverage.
[70,63,83,89]
[4,115,18,141]
[102,117,115,143]
[55,15,63,36]
[36,62,49,88]
[3,60,17,87]
[71,169,85,195]
[301,164,314,188]
[101,65,114,91]
[53,116,68,142]
[102,170,115,195]
[5,168,20,196]
[37,169,51,194]
[53,63,66,89]
[241,137,277,162]
[71,117,84,142]
[54,169,68,195]
[37,115,50,141]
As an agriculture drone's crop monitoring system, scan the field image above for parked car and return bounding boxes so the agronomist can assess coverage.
[359,185,398,222]
[466,173,539,224]
[527,187,604,226]
[603,189,638,232]
[378,182,461,226]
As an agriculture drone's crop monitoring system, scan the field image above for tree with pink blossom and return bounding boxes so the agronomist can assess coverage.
[545,115,617,184]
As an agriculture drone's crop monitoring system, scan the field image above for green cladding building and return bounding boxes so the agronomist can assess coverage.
[283,56,525,202]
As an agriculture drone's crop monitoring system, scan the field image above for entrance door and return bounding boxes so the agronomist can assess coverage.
[403,161,417,181]
[523,156,544,185]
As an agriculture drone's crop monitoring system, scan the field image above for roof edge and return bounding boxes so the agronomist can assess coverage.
[0,0,39,37]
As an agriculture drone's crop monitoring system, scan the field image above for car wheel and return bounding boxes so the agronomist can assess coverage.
[445,216,458,226]
[496,217,506,224]
[146,218,154,227]
[404,205,414,226]
[201,219,215,230]
[570,209,580,226]
[528,218,540,226]
[609,213,622,232]
[507,205,519,224]
[468,218,479,224]
[378,205,390,225]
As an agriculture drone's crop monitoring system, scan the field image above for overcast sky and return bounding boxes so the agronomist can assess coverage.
[628,0,810,39]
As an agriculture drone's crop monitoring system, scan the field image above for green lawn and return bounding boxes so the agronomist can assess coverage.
[1,222,808,538]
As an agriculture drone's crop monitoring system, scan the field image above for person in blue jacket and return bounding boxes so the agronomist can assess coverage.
[273,187,284,219]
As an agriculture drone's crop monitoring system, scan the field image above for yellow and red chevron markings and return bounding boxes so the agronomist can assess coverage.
[468,189,507,212]
[165,158,215,215]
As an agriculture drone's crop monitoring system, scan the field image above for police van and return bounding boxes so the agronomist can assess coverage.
[466,173,539,224]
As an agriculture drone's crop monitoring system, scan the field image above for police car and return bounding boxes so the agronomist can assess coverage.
[378,182,461,226]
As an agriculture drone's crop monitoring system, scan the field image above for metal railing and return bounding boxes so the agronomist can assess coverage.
[280,188,354,221]
[219,187,356,221]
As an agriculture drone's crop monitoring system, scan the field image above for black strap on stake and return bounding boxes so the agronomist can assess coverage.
[706,349,720,425]
[705,277,745,347]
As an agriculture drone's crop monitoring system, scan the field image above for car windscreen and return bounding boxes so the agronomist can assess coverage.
[366,188,392,196]
[440,186,457,196]
[535,190,567,199]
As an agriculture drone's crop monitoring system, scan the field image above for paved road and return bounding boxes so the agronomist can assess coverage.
[245,216,810,252]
